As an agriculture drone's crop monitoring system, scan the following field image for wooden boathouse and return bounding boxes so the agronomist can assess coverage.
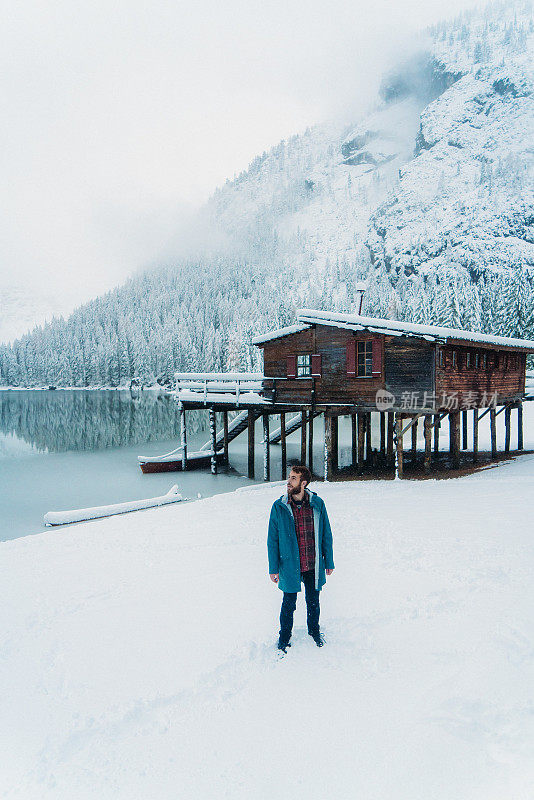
[138,308,534,480]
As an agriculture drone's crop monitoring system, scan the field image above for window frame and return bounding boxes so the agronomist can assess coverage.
[356,339,373,377]
[296,353,312,378]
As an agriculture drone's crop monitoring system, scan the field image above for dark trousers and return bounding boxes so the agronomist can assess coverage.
[279,569,320,642]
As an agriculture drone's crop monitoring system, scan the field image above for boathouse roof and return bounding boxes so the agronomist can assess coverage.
[252,309,534,351]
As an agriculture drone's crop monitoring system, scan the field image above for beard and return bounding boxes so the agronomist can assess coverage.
[288,481,303,496]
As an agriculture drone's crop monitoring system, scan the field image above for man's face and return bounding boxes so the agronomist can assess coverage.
[287,470,305,496]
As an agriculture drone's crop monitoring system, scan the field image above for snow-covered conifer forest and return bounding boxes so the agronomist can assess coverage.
[1,0,533,387]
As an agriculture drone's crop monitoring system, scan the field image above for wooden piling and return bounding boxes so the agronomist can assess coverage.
[365,412,372,463]
[504,406,511,453]
[179,402,187,471]
[209,408,217,475]
[324,412,334,481]
[247,409,255,479]
[332,414,339,472]
[394,413,403,479]
[473,408,479,464]
[307,408,314,474]
[423,414,432,473]
[411,417,418,463]
[518,404,523,451]
[449,412,460,469]
[280,413,287,479]
[462,410,468,450]
[490,408,497,459]
[351,411,358,466]
[357,413,365,470]
[387,412,394,464]
[300,410,307,465]
[263,413,270,482]
[222,410,229,465]
[433,414,440,454]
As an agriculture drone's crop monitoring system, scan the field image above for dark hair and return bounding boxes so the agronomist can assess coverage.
[290,464,312,486]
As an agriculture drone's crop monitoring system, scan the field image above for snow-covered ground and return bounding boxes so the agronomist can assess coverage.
[2,409,534,799]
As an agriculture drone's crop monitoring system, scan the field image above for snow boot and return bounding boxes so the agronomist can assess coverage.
[308,629,325,647]
[277,637,292,653]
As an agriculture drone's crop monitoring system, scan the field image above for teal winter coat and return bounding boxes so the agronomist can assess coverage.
[267,488,335,592]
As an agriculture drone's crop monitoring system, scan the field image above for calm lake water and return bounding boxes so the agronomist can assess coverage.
[0,390,346,542]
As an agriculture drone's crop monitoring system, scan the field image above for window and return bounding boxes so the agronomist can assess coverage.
[482,352,487,369]
[466,351,472,369]
[357,341,373,377]
[451,350,457,368]
[439,349,445,367]
[474,352,480,368]
[296,354,311,377]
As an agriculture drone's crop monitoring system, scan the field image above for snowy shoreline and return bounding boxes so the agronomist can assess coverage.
[2,448,534,798]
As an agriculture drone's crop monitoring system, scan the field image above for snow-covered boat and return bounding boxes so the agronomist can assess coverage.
[137,448,223,473]
[44,485,184,525]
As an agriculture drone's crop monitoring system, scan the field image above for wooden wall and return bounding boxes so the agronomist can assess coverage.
[384,337,434,408]
[435,345,525,406]
[261,325,384,406]
[262,328,316,404]
[314,326,383,404]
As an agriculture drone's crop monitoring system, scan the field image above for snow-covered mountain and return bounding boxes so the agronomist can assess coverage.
[1,0,533,386]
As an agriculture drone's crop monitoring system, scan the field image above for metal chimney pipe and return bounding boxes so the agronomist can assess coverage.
[354,281,367,315]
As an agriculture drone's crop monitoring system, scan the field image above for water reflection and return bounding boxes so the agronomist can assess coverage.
[0,390,208,453]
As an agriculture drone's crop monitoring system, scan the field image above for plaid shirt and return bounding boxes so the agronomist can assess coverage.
[290,494,315,573]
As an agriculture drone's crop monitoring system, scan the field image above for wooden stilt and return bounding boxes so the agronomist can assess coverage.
[449,412,460,469]
[394,413,404,479]
[324,413,333,481]
[179,402,187,471]
[518,404,524,451]
[411,417,418,463]
[490,408,497,459]
[462,410,468,450]
[209,408,217,475]
[222,410,229,465]
[357,413,365,470]
[423,414,432,473]
[365,413,372,463]
[473,408,479,464]
[387,412,394,464]
[280,413,287,479]
[300,410,307,464]
[263,413,270,482]
[433,414,440,454]
[504,406,511,453]
[351,413,357,468]
[332,414,339,472]
[307,407,314,474]
[247,409,255,479]
[380,412,386,461]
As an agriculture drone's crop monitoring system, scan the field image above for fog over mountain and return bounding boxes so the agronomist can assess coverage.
[1,0,533,386]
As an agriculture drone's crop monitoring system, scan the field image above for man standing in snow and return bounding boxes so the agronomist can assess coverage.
[267,465,334,652]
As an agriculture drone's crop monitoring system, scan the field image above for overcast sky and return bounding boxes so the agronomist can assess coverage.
[0,0,483,309]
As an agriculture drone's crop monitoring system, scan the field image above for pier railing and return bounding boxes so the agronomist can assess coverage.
[174,372,265,405]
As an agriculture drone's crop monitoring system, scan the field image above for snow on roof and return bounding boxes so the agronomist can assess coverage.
[252,323,311,345]
[293,309,534,351]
